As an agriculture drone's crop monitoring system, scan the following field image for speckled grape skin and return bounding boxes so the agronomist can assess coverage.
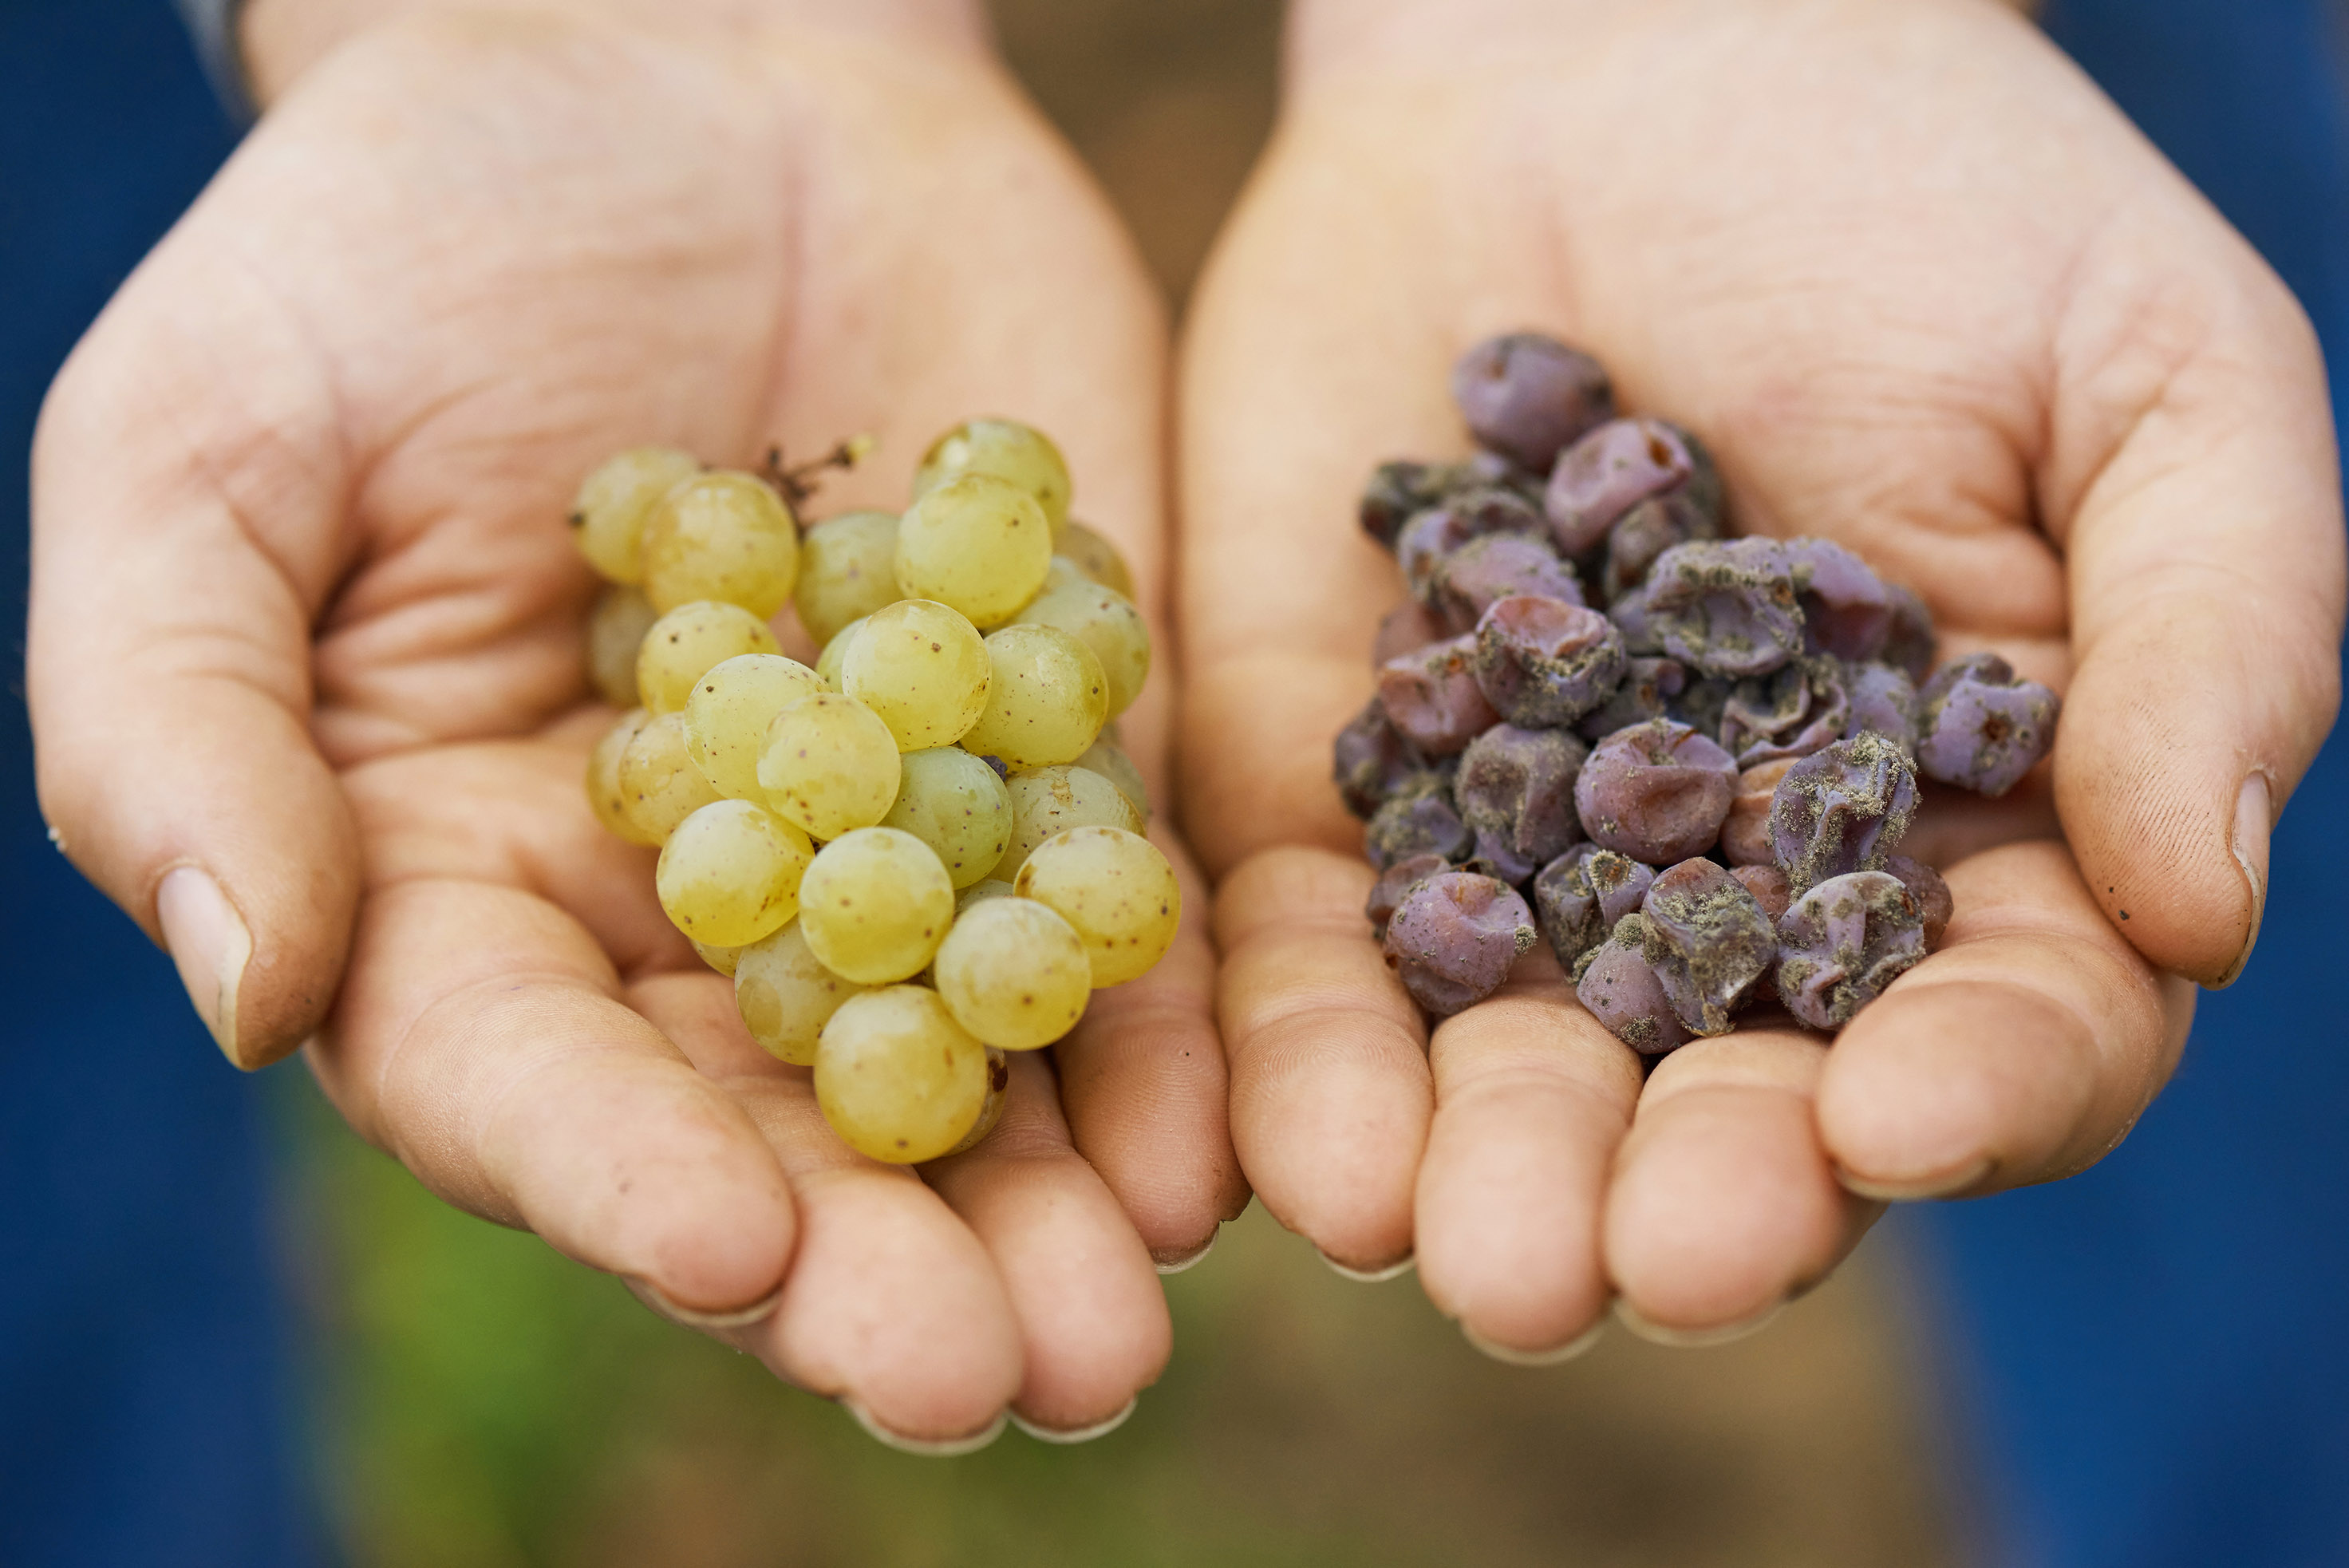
[1455,724,1587,884]
[1843,662,1920,754]
[1719,657,1852,768]
[1576,656,1688,741]
[1368,852,1451,936]
[1641,859,1776,1035]
[1720,757,1799,867]
[1786,538,1895,661]
[1534,843,1655,966]
[1767,733,1918,894]
[1334,699,1428,819]
[1378,634,1500,755]
[1546,418,1697,556]
[1883,854,1953,948]
[1364,775,1473,870]
[1599,492,1716,603]
[1644,538,1806,677]
[1915,652,2061,797]
[1880,587,1937,681]
[1360,460,1455,549]
[1471,596,1627,727]
[1775,870,1925,1029]
[1373,600,1448,666]
[1450,333,1616,472]
[1383,871,1538,1016]
[1575,916,1692,1056]
[1608,583,1664,656]
[1574,717,1739,863]
[1434,533,1585,632]
[1397,489,1547,606]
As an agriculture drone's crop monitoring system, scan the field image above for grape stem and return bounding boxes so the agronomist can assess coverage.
[763,435,878,513]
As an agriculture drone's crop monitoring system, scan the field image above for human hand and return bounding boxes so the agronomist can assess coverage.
[1178,0,2340,1354]
[31,0,1242,1446]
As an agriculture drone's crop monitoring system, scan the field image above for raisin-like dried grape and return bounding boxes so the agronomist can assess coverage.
[1333,698,1427,819]
[1720,757,1798,866]
[1533,843,1654,967]
[1575,915,1692,1056]
[1397,488,1547,606]
[1450,333,1616,473]
[1378,634,1500,755]
[1880,586,1937,681]
[1786,538,1894,661]
[1729,863,1793,923]
[1383,871,1538,1016]
[1434,532,1585,632]
[1641,859,1776,1035]
[1367,851,1451,936]
[1364,774,1472,869]
[1546,418,1697,556]
[1456,724,1587,885]
[1882,853,1953,948]
[1576,655,1688,741]
[1767,733,1917,893]
[1719,656,1852,768]
[1842,661,1920,753]
[1775,870,1925,1029]
[1373,600,1448,666]
[1574,717,1739,863]
[1600,492,1716,603]
[1915,651,2060,797]
[1471,595,1626,727]
[1644,538,1806,677]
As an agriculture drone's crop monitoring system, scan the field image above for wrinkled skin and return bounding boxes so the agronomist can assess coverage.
[1182,0,2340,1355]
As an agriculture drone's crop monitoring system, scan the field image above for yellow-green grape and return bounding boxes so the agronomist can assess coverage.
[683,654,822,800]
[1013,826,1180,988]
[733,920,868,1066]
[586,584,659,707]
[570,445,699,585]
[894,475,1052,630]
[756,691,901,840]
[814,986,989,1163]
[636,600,780,715]
[940,1049,1011,1158]
[998,764,1142,881]
[955,878,1016,915]
[1009,577,1150,720]
[641,470,799,616]
[654,799,813,947]
[1058,519,1136,599]
[1075,730,1150,819]
[913,417,1072,543]
[691,940,741,977]
[932,896,1092,1050]
[794,510,902,646]
[957,624,1108,771]
[618,709,724,843]
[840,599,990,751]
[816,615,868,693]
[881,748,1012,888]
[797,827,956,984]
[586,707,660,847]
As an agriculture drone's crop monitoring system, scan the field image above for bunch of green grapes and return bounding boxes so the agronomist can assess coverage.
[572,421,1178,1164]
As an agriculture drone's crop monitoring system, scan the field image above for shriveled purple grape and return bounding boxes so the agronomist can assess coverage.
[1600,492,1716,603]
[1359,460,1455,549]
[1471,595,1626,727]
[1397,488,1547,606]
[1575,915,1692,1056]
[1384,871,1538,1016]
[1915,651,2060,797]
[1675,425,1726,527]
[1730,863,1792,924]
[1663,673,1734,742]
[1719,656,1852,768]
[1609,583,1664,655]
[1533,843,1654,966]
[1720,757,1798,866]
[1456,724,1586,885]
[1641,859,1776,1035]
[1842,661,1919,753]
[1367,852,1451,936]
[1574,717,1738,863]
[1434,532,1585,632]
[1880,585,1936,681]
[1373,599,1448,666]
[1767,733,1917,893]
[1576,655,1687,741]
[1546,418,1698,556]
[1644,538,1806,677]
[1786,538,1894,661]
[1364,774,1471,870]
[1334,698,1428,819]
[1378,634,1499,755]
[1450,333,1616,473]
[1775,871,1925,1029]
[1883,853,1952,948]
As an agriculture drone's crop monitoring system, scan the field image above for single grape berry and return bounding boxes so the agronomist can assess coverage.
[1575,915,1691,1056]
[1719,756,1799,867]
[1643,538,1806,677]
[1775,870,1926,1029]
[1786,538,1895,661]
[1471,595,1627,728]
[1364,774,1473,870]
[1573,717,1739,864]
[1882,853,1953,949]
[1455,724,1587,884]
[1378,634,1501,755]
[1767,733,1918,894]
[1880,586,1937,681]
[1640,859,1776,1036]
[1575,655,1688,741]
[1842,662,1920,754]
[1381,871,1538,1017]
[1546,418,1697,557]
[1534,843,1655,968]
[1718,656,1852,768]
[1450,332,1615,473]
[1915,651,2060,797]
[1598,492,1716,604]
[1432,532,1585,633]
[1332,698,1428,819]
[1367,852,1451,936]
[1397,488,1547,606]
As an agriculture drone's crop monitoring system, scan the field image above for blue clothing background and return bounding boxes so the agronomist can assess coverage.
[0,2,2341,1566]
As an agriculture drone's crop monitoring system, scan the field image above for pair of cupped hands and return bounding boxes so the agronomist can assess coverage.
[27,0,2343,1448]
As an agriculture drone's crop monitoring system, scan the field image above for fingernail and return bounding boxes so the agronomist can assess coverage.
[636,1279,785,1332]
[1835,1154,1992,1203]
[1010,1397,1139,1444]
[1320,1249,1415,1282]
[2210,772,2271,990]
[843,1400,1007,1457]
[1463,1317,1606,1366]
[1613,1297,1782,1348]
[1153,1231,1218,1275]
[157,866,251,1068]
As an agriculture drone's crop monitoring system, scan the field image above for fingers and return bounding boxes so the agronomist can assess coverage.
[1216,847,1431,1272]
[1818,839,2193,1200]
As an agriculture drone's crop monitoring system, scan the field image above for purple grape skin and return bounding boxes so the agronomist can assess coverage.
[1384,871,1538,1016]
[1576,655,1688,741]
[1574,717,1739,864]
[1718,656,1852,768]
[1334,699,1428,819]
[1456,724,1587,886]
[1434,532,1586,633]
[1359,460,1455,549]
[1720,757,1798,867]
[1767,733,1919,894]
[1599,492,1716,603]
[1915,651,2061,797]
[1575,916,1692,1056]
[1880,586,1937,681]
[1546,418,1697,556]
[1882,854,1952,948]
[1640,859,1777,1035]
[1364,776,1472,870]
[1644,538,1806,677]
[1533,843,1655,966]
[1373,599,1449,666]
[1608,583,1664,655]
[1378,634,1500,755]
[1397,488,1547,606]
[1663,673,1735,743]
[1450,333,1616,473]
[1842,661,1920,754]
[1786,538,1894,661]
[1775,871,1926,1029]
[1730,863,1793,924]
[1367,851,1451,936]
[1471,595,1628,727]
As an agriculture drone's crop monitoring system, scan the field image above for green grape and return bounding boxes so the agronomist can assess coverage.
[1013,826,1181,987]
[586,707,661,847]
[796,827,956,984]
[955,878,1017,915]
[684,653,823,800]
[795,510,902,646]
[636,600,780,715]
[912,417,1072,543]
[932,896,1092,1050]
[814,986,989,1163]
[586,583,658,707]
[655,799,813,947]
[841,599,991,750]
[1075,729,1151,819]
[881,748,1012,888]
[998,764,1141,880]
[958,624,1108,770]
[619,709,724,842]
[1009,577,1151,719]
[940,1049,1011,1158]
[894,475,1052,630]
[570,445,699,585]
[641,470,799,616]
[733,920,867,1066]
[756,691,901,840]
[1058,519,1136,599]
[816,615,868,693]
[691,940,741,977]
